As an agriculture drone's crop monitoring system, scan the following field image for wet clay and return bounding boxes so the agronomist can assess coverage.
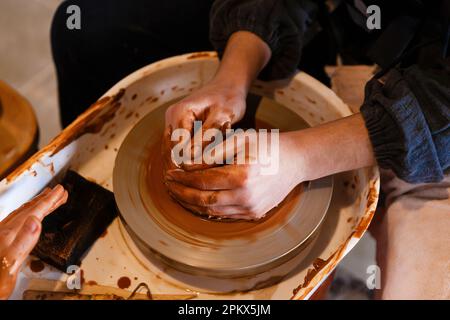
[144,122,303,240]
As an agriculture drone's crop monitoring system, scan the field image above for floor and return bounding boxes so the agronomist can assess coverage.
[0,0,377,299]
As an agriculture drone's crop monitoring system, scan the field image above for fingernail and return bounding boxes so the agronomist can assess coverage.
[164,174,174,181]
[25,218,39,233]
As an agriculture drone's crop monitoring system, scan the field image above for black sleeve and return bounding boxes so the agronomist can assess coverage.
[361,64,450,183]
[209,0,319,80]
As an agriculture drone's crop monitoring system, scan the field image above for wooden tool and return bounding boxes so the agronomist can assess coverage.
[0,80,38,180]
[23,279,197,300]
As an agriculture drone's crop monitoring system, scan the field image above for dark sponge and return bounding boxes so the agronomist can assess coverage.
[33,170,118,271]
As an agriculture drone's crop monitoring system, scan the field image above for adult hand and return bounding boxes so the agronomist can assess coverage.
[165,132,303,220]
[164,79,247,168]
[163,31,271,171]
[0,185,67,300]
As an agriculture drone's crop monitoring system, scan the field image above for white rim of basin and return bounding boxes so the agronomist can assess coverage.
[0,52,380,300]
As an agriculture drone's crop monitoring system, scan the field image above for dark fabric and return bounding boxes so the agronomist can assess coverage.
[51,0,214,127]
[366,15,421,70]
[361,65,450,183]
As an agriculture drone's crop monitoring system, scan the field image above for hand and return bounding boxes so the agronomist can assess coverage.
[162,80,247,173]
[164,132,303,220]
[0,185,67,300]
[162,31,271,171]
[165,78,247,148]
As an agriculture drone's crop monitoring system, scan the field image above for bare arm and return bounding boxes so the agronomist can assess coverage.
[287,113,376,183]
[211,31,271,94]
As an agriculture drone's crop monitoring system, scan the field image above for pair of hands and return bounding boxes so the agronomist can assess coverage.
[0,185,67,299]
[161,32,306,220]
[163,79,303,220]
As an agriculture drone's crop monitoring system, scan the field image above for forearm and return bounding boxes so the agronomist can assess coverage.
[212,31,271,94]
[286,113,376,182]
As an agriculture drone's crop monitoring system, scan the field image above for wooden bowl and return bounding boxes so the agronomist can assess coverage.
[0,81,38,180]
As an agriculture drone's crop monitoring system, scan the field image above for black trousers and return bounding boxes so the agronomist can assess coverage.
[52,0,214,127]
[51,0,347,127]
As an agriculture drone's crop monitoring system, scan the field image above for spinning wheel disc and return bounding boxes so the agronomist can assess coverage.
[114,102,333,277]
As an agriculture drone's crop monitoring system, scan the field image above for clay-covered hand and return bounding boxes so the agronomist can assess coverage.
[164,132,304,220]
[162,79,247,172]
[165,79,247,138]
[0,185,68,300]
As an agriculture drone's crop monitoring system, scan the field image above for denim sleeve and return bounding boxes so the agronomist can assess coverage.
[209,0,319,80]
[361,65,450,183]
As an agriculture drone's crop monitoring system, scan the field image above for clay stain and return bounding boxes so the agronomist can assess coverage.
[29,260,45,273]
[117,276,131,289]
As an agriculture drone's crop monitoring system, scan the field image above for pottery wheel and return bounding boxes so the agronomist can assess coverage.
[113,101,333,278]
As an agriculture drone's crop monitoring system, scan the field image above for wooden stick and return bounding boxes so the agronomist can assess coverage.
[24,279,197,300]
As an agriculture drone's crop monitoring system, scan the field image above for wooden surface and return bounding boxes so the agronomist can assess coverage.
[0,80,38,180]
[24,279,197,300]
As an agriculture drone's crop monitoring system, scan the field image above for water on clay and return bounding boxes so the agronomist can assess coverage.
[0,124,19,179]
